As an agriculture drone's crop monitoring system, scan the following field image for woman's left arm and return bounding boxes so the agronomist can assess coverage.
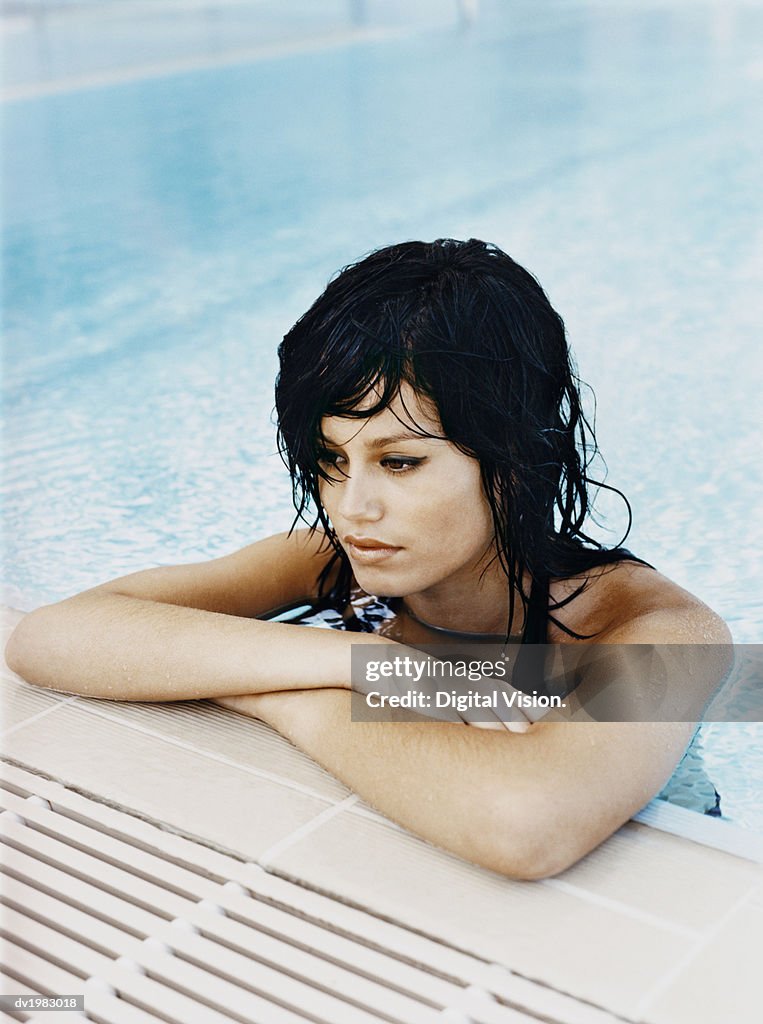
[214,604,731,880]
[212,705,693,881]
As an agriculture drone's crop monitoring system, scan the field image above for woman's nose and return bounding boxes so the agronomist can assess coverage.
[336,469,383,523]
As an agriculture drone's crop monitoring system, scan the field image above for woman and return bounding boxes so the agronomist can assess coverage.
[5,238,729,879]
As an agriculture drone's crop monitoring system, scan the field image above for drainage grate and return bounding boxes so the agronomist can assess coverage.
[0,762,622,1024]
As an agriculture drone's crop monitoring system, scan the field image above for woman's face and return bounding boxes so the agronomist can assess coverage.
[318,383,497,601]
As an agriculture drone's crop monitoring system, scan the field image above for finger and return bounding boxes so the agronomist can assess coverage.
[455,696,533,732]
[467,717,533,733]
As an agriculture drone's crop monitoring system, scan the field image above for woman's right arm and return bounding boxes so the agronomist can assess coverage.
[4,530,387,702]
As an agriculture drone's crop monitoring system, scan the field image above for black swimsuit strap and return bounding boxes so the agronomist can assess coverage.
[523,573,549,645]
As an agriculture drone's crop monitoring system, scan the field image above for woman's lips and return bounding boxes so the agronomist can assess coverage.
[344,537,403,564]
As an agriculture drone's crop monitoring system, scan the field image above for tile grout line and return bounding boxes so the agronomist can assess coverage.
[630,880,761,1020]
[540,876,700,939]
[0,695,79,739]
[257,795,360,869]
[51,699,349,805]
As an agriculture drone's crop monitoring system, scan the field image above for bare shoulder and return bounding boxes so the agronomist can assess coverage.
[599,562,730,644]
[550,559,731,644]
[214,528,337,611]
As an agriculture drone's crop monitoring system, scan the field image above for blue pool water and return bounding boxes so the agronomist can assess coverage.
[2,1,762,830]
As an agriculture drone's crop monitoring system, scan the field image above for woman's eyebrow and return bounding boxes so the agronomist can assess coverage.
[367,431,430,449]
[320,430,430,450]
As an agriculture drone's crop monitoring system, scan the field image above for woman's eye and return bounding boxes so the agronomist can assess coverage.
[381,456,424,473]
[317,450,423,475]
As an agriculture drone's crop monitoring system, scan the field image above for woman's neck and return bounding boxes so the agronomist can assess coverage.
[401,560,528,637]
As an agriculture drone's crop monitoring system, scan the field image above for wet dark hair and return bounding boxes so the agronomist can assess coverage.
[275,238,643,640]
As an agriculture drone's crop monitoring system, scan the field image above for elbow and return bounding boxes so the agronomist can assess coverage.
[486,836,578,882]
[475,796,588,882]
[5,606,57,685]
[509,842,584,881]
[489,833,585,882]
[5,610,41,680]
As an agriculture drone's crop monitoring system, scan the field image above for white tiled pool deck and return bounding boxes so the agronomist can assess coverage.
[2,606,761,1024]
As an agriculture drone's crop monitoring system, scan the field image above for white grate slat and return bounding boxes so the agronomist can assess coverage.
[0,830,434,1023]
[2,902,381,1024]
[0,904,249,1024]
[0,803,446,1023]
[2,842,170,939]
[2,928,84,993]
[3,874,138,956]
[24,1018,87,1024]
[1,779,463,1011]
[1,765,498,986]
[0,787,219,902]
[2,841,443,1023]
[0,967,36,995]
[1,903,110,982]
[0,811,196,921]
[3,940,163,1024]
[1,762,623,1024]
[1,871,409,1024]
[0,764,498,979]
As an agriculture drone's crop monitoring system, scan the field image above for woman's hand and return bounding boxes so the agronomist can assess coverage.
[338,639,536,733]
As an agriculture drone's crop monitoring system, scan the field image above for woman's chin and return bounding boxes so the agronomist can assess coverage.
[351,565,411,598]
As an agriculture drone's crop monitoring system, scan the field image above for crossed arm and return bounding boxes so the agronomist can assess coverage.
[212,689,698,879]
[4,531,726,880]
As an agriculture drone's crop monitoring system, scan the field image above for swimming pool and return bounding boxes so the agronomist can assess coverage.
[3,0,762,831]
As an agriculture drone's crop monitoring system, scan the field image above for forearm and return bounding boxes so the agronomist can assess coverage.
[4,594,386,702]
[216,689,545,878]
